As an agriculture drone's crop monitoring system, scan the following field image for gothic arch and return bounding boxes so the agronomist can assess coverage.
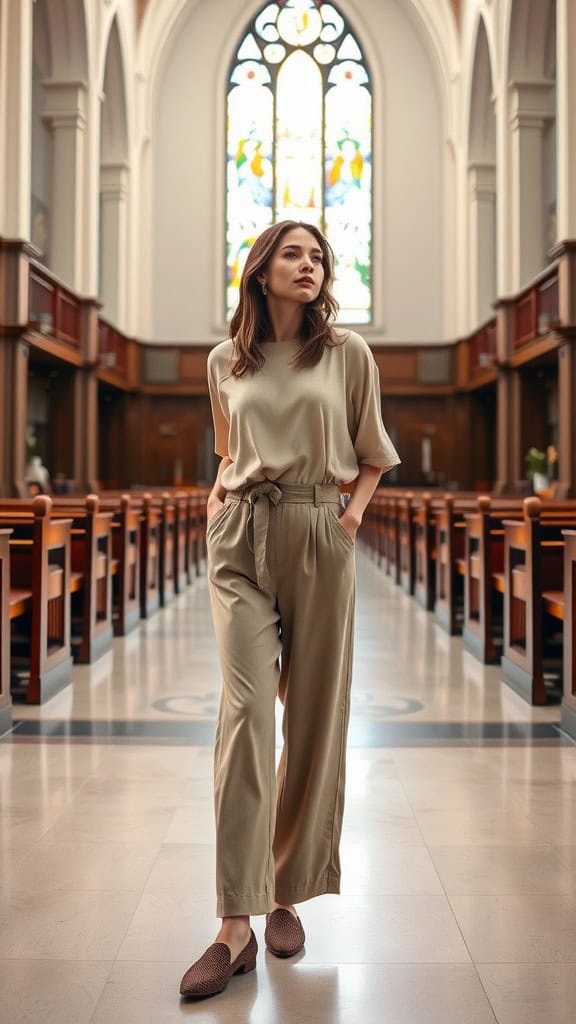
[101,16,129,163]
[468,15,495,165]
[467,13,497,324]
[505,0,556,285]
[138,0,459,140]
[99,15,130,325]
[506,0,555,79]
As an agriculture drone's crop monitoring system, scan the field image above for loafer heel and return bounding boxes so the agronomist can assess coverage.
[237,956,257,974]
[180,928,258,998]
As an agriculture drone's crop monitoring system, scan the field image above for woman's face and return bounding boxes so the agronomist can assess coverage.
[263,227,325,304]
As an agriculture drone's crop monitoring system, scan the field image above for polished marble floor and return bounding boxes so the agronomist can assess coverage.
[1,547,575,1023]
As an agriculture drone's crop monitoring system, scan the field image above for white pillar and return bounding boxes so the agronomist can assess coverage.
[43,81,87,290]
[556,0,576,240]
[468,163,496,325]
[99,162,129,326]
[0,0,33,237]
[509,80,555,289]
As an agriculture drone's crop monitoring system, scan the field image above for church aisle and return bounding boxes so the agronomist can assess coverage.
[1,549,576,1024]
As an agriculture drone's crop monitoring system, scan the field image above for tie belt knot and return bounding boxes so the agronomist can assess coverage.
[244,483,282,590]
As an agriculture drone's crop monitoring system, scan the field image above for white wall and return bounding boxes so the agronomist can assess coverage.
[151,0,445,344]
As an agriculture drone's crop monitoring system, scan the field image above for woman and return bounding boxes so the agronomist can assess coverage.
[180,220,400,999]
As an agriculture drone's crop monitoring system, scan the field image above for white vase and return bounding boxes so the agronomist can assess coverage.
[532,472,549,493]
[25,455,51,491]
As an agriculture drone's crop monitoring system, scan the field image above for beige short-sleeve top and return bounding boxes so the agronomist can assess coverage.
[207,330,401,491]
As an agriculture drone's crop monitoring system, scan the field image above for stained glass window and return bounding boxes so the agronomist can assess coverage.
[226,0,372,323]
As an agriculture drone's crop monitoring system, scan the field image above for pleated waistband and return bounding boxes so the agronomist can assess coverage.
[226,482,341,507]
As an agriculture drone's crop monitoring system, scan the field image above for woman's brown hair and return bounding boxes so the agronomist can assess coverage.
[228,220,341,377]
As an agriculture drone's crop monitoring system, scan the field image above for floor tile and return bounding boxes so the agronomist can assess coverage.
[449,893,576,962]
[0,959,112,1024]
[0,889,141,960]
[92,961,497,1024]
[477,963,576,1024]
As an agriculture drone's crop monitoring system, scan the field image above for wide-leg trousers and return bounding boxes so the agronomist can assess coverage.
[206,481,356,917]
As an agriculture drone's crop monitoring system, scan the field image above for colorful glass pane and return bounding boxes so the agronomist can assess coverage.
[325,77,371,322]
[226,75,273,315]
[313,42,335,64]
[320,4,344,42]
[226,1,372,322]
[275,51,322,225]
[255,4,280,42]
[263,43,286,63]
[277,1,322,47]
[336,33,362,61]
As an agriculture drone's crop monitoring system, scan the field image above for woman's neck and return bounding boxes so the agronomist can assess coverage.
[265,299,304,342]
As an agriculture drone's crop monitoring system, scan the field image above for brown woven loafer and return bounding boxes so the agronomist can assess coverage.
[179,929,257,998]
[264,908,305,957]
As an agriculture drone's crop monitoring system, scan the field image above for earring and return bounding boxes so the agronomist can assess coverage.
[261,282,267,296]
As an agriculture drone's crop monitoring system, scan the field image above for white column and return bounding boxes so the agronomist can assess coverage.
[556,0,576,240]
[509,80,555,289]
[468,163,496,325]
[0,0,33,237]
[99,163,129,326]
[43,81,87,290]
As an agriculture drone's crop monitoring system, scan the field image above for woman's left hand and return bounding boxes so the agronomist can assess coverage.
[338,510,361,541]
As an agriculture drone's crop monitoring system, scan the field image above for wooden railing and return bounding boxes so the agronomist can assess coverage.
[468,316,497,377]
[512,264,560,349]
[98,319,128,377]
[28,261,82,348]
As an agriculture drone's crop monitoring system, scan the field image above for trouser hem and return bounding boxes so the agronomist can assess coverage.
[275,872,341,907]
[217,872,341,916]
[217,892,274,917]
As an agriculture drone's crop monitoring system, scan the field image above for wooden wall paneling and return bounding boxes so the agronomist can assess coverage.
[46,367,76,483]
[519,360,558,487]
[374,350,418,384]
[556,340,576,498]
[98,384,128,488]
[381,396,467,489]
[495,368,514,494]
[447,394,473,490]
[6,339,29,497]
[140,396,214,486]
[469,385,497,490]
[123,393,146,487]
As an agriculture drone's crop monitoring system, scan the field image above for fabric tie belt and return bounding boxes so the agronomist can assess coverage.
[226,481,342,591]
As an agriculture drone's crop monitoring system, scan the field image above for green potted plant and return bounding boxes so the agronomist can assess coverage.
[525,447,549,493]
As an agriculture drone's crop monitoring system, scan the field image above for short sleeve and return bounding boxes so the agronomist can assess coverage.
[347,335,401,473]
[207,348,230,458]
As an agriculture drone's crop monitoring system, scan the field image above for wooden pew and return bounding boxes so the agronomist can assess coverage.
[398,493,416,595]
[110,495,140,634]
[187,491,209,578]
[65,496,114,663]
[462,496,524,664]
[0,529,13,734]
[413,493,440,612]
[561,530,576,741]
[53,494,140,636]
[433,495,471,634]
[501,497,576,705]
[139,494,161,617]
[1,495,115,665]
[2,496,74,704]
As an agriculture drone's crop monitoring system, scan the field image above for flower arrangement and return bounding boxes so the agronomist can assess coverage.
[524,447,548,478]
[525,445,558,494]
